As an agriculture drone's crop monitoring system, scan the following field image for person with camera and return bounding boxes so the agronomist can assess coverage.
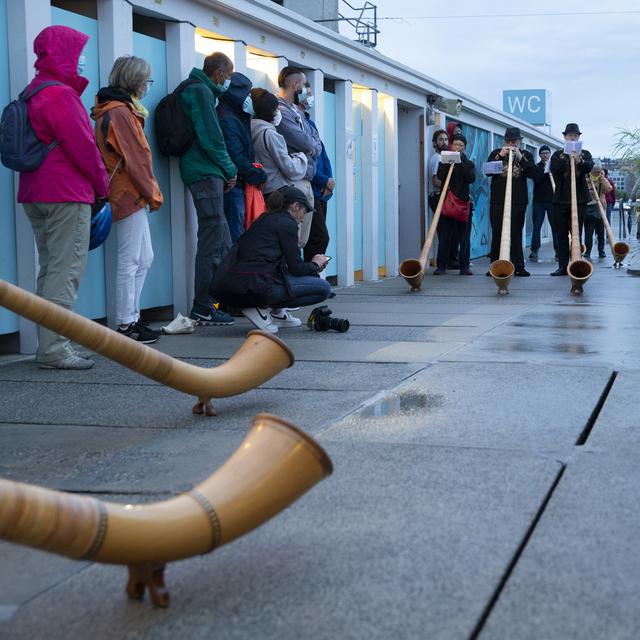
[584,163,612,260]
[211,186,331,334]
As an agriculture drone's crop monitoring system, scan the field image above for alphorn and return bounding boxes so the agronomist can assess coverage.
[489,149,515,294]
[0,279,294,415]
[567,156,593,295]
[0,413,332,607]
[587,177,630,267]
[399,162,455,291]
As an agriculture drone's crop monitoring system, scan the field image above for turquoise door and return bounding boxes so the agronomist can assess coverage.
[377,105,386,270]
[0,0,17,334]
[133,31,172,309]
[323,91,337,278]
[51,7,106,319]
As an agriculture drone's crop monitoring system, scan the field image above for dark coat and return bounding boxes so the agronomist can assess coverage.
[550,149,594,204]
[437,154,475,201]
[487,148,535,206]
[305,114,334,202]
[532,161,555,203]
[212,210,320,307]
[217,75,267,187]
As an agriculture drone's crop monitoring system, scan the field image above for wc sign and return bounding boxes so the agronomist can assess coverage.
[502,89,550,126]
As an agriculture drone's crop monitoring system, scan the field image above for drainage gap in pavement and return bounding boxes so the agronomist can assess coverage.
[468,464,567,640]
[575,371,618,446]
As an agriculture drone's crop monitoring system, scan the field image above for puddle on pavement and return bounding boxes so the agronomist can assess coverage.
[359,391,444,418]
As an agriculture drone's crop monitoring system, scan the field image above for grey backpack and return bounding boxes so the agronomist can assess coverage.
[0,81,62,172]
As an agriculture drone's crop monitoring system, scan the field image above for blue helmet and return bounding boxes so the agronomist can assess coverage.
[89,201,112,250]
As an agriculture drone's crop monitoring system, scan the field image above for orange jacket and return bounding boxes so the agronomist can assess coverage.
[92,92,163,221]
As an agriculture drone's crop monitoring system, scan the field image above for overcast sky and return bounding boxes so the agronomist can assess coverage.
[363,0,640,157]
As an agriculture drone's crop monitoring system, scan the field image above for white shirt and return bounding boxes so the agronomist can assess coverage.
[429,152,442,193]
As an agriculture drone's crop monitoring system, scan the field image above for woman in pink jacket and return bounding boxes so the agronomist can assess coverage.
[18,25,109,370]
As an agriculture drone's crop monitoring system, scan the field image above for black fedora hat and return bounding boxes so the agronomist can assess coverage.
[563,123,581,135]
[504,127,522,141]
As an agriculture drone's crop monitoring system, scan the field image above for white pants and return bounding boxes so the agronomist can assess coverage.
[115,208,154,326]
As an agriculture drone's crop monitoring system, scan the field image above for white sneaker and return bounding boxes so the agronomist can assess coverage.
[270,308,302,327]
[241,307,278,333]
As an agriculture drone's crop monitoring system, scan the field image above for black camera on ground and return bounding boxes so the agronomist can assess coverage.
[306,305,350,333]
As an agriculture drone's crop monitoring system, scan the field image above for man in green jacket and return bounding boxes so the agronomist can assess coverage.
[179,52,237,325]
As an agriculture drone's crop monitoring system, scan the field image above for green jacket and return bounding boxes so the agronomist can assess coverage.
[178,68,237,185]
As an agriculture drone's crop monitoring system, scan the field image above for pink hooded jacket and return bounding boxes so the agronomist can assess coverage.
[17,25,109,204]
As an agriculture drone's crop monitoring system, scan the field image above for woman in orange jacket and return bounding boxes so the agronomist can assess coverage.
[92,56,163,344]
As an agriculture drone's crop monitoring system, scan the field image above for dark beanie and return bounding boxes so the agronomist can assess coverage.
[452,133,467,146]
[251,88,278,121]
[539,144,550,154]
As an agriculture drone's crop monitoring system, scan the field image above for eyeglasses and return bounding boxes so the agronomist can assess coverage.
[145,79,154,87]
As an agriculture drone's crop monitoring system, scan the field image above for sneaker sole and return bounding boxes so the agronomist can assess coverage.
[193,319,235,326]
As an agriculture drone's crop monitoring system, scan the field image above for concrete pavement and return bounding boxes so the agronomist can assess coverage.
[1,244,639,639]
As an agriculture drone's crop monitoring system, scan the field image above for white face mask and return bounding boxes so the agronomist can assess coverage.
[216,77,231,93]
[305,95,315,110]
[272,110,282,127]
[77,55,86,76]
[298,86,308,102]
[242,95,255,116]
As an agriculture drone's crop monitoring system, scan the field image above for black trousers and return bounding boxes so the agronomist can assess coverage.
[584,216,605,256]
[436,215,469,271]
[554,202,585,270]
[304,198,330,261]
[490,202,526,270]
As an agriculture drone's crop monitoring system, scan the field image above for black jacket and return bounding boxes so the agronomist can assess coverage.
[550,149,594,205]
[212,210,320,307]
[437,154,475,201]
[487,148,535,206]
[217,76,267,187]
[532,161,554,203]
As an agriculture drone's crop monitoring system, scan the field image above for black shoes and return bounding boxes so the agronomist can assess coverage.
[550,268,567,276]
[117,321,161,344]
[514,268,531,277]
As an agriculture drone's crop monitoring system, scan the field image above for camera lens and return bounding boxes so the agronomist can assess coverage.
[327,317,350,333]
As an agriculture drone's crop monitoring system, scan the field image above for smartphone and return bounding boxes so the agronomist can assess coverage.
[324,256,332,262]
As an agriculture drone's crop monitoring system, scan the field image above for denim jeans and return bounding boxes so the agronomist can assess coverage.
[606,202,613,225]
[188,175,231,313]
[531,201,555,253]
[223,185,246,244]
[269,274,331,308]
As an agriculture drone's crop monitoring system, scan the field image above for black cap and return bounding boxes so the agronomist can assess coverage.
[563,123,581,135]
[279,185,313,212]
[539,144,551,154]
[504,127,522,141]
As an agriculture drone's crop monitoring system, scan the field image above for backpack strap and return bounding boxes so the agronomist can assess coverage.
[22,81,64,100]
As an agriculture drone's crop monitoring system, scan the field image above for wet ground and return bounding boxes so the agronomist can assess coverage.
[1,241,639,639]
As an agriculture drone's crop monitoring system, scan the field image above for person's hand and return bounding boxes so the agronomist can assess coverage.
[225,176,237,192]
[326,178,336,191]
[514,148,522,161]
[499,147,509,158]
[312,254,330,270]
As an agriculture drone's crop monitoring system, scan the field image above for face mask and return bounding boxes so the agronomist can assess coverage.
[298,86,308,102]
[272,110,282,127]
[216,78,231,93]
[77,55,86,76]
[242,95,255,116]
[305,95,315,109]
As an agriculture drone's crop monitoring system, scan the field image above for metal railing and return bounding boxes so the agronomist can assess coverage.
[315,1,380,48]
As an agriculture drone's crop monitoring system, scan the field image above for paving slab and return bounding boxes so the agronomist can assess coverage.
[2,442,562,640]
[585,370,640,450]
[321,362,612,451]
[0,383,370,431]
[481,452,640,640]
[0,357,421,392]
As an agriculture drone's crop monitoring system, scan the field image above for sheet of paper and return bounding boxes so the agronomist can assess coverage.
[440,151,461,164]
[484,160,504,175]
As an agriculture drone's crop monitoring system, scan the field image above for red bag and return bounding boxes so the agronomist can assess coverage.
[441,190,470,223]
[244,163,266,230]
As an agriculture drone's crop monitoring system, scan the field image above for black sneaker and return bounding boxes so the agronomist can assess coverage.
[550,268,567,276]
[117,322,160,344]
[137,320,162,338]
[514,268,531,277]
[189,308,235,326]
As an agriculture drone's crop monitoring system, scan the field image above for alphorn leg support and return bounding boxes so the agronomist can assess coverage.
[126,563,170,608]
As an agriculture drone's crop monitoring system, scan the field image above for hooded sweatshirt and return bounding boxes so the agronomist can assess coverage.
[251,118,307,194]
[216,73,267,187]
[18,25,109,204]
[276,97,321,180]
[178,67,236,185]
[92,87,163,221]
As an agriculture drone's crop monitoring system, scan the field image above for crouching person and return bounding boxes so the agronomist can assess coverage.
[211,187,331,333]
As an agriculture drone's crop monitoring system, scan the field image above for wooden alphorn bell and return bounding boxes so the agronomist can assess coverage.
[567,155,593,295]
[489,149,515,294]
[0,413,332,608]
[0,279,294,416]
[587,177,630,267]
[399,162,455,291]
